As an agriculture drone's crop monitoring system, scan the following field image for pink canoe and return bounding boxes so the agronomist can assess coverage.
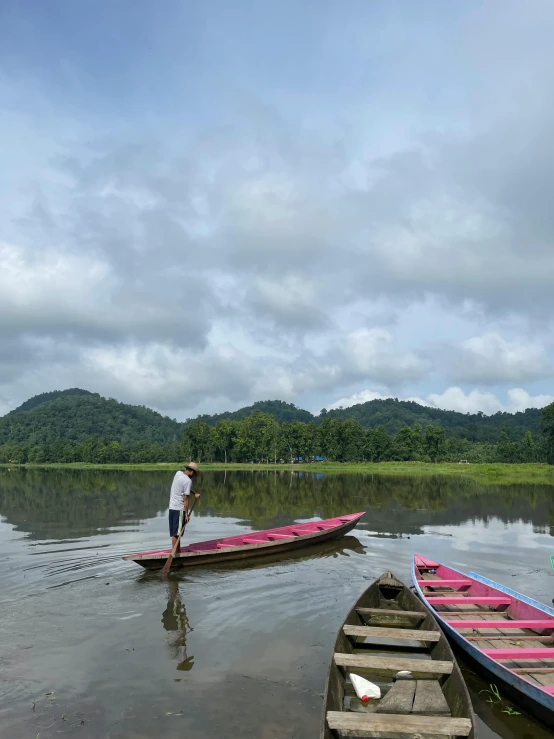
[412,553,554,726]
[123,511,365,570]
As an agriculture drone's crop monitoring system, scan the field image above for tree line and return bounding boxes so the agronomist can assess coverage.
[2,402,553,465]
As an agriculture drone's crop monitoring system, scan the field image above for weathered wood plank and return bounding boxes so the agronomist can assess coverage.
[326,711,471,737]
[446,619,554,630]
[412,680,451,715]
[344,625,440,642]
[356,608,426,619]
[375,679,416,715]
[417,579,472,587]
[334,653,453,676]
[441,610,506,616]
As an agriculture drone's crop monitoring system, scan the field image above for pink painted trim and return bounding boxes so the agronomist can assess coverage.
[425,596,511,605]
[542,686,554,695]
[483,648,554,659]
[446,620,554,630]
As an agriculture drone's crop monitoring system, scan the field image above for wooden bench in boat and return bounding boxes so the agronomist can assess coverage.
[334,653,453,676]
[445,620,554,630]
[356,607,425,620]
[425,596,511,605]
[483,648,554,660]
[326,711,472,737]
[343,625,440,642]
[417,579,472,587]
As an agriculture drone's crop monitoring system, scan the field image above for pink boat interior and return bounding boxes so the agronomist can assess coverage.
[414,554,554,698]
[129,511,365,559]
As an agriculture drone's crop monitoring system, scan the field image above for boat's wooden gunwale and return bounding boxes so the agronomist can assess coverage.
[320,571,476,739]
[412,554,554,728]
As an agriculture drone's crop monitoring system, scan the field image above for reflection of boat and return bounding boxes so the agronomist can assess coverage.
[162,581,194,671]
[123,511,364,570]
[412,553,554,727]
[321,571,475,739]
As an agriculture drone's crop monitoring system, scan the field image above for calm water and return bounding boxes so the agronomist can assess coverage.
[0,468,553,739]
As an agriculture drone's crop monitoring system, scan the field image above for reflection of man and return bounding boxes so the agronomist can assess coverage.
[162,581,194,671]
[168,462,201,551]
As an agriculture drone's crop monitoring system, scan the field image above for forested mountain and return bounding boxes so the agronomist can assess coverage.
[322,398,543,441]
[190,399,314,426]
[0,388,552,465]
[0,392,182,445]
[7,388,94,415]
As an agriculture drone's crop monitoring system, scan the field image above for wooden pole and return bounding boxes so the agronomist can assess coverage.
[161,495,198,575]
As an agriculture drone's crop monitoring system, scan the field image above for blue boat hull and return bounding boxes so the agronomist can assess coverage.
[411,558,554,728]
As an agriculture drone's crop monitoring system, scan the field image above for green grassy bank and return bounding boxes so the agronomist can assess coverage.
[2,461,554,485]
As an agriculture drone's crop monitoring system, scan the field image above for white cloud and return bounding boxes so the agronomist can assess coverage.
[2,2,554,418]
[453,333,553,384]
[328,389,390,410]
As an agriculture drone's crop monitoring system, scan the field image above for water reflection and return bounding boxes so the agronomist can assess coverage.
[161,581,194,672]
[1,468,553,739]
[1,467,553,541]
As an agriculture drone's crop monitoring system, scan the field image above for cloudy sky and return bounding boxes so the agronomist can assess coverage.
[1,0,554,420]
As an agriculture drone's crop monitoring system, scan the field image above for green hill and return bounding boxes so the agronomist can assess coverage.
[190,400,314,426]
[323,398,543,442]
[0,389,545,449]
[7,388,94,415]
[0,391,183,445]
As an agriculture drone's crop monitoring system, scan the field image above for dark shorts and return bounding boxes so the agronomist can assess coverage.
[169,509,185,538]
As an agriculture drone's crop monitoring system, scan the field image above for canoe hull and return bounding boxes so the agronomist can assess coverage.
[411,555,554,727]
[321,571,476,739]
[124,512,364,570]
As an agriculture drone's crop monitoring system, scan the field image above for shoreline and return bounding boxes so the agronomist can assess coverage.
[2,461,554,484]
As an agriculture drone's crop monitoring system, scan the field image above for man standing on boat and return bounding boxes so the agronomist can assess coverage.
[169,462,200,551]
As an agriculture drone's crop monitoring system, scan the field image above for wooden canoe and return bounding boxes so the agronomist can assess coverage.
[412,553,554,727]
[122,511,364,570]
[321,571,476,738]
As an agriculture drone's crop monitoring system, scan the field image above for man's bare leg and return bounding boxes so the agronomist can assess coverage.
[171,535,180,552]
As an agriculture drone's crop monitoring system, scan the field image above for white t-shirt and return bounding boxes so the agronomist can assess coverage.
[169,471,192,510]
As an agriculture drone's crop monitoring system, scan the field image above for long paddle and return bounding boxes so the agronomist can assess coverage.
[162,495,199,575]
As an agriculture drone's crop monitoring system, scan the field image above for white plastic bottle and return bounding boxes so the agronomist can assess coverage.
[349,673,381,703]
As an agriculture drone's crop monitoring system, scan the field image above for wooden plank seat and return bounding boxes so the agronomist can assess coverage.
[356,608,426,619]
[344,625,440,642]
[446,620,554,630]
[334,653,453,676]
[326,711,472,737]
[482,648,554,660]
[467,635,553,641]
[425,596,511,605]
[442,611,509,616]
[417,579,472,587]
